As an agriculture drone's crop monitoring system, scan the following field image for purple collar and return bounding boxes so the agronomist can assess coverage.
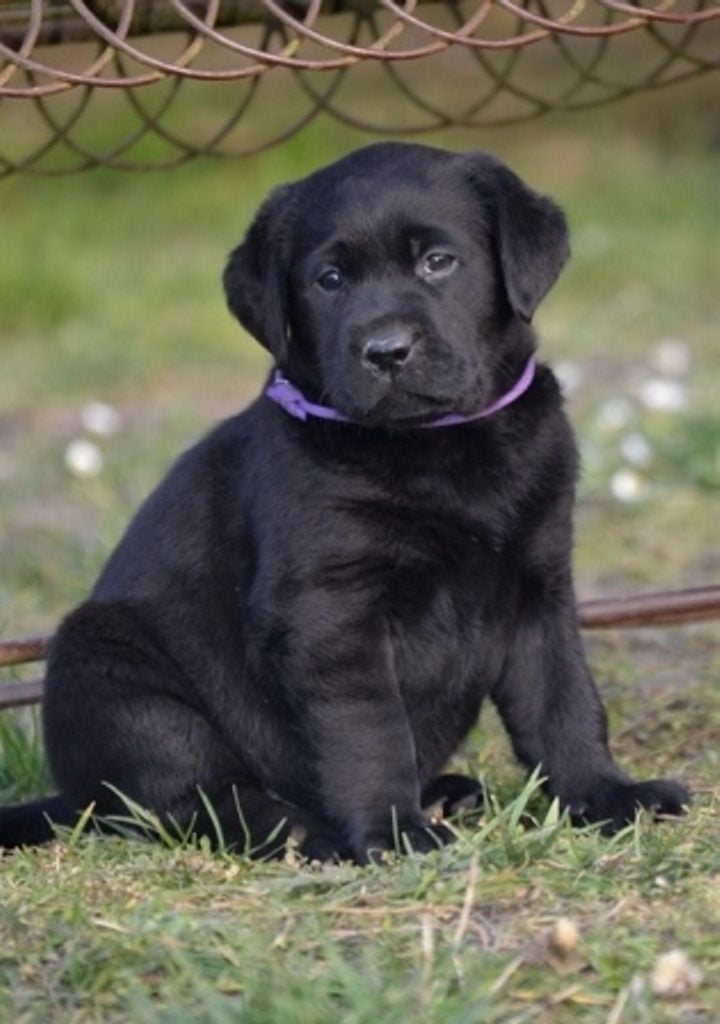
[265,356,536,429]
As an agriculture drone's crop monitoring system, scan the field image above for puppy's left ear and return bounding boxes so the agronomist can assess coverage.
[223,184,296,360]
[464,153,570,322]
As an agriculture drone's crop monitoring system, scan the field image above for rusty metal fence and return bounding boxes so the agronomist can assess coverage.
[1,1,719,173]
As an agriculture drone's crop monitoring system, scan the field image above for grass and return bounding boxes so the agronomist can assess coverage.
[1,69,719,1022]
[1,756,718,1023]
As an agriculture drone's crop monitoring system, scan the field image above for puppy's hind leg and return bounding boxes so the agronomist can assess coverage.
[44,601,347,862]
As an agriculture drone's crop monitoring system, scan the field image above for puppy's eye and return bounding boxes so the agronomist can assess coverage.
[316,268,344,293]
[421,252,457,278]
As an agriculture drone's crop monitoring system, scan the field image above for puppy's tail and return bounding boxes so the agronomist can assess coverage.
[0,795,77,849]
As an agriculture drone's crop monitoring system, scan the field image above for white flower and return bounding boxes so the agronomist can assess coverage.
[596,397,634,434]
[80,401,122,437]
[619,433,652,467]
[64,439,103,478]
[638,379,687,413]
[554,361,583,395]
[610,469,648,503]
[650,950,703,998]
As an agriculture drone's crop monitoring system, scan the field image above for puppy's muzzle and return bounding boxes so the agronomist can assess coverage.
[361,325,416,376]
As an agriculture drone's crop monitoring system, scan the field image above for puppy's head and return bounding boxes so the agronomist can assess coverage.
[224,143,569,426]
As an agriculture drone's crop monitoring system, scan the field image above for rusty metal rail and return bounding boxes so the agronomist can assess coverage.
[1,1,719,173]
[0,678,45,709]
[578,584,720,629]
[1,584,718,710]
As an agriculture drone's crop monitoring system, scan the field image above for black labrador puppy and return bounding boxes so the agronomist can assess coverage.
[0,143,688,863]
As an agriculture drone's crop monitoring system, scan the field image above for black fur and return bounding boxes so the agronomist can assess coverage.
[0,143,688,862]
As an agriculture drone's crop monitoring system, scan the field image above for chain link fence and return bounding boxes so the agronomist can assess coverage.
[1,0,719,172]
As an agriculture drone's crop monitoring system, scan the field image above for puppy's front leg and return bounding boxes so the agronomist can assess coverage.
[297,631,451,863]
[492,592,689,831]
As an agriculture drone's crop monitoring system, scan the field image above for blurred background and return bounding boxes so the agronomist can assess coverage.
[0,26,718,648]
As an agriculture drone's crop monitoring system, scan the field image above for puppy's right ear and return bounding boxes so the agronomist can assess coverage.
[223,185,295,361]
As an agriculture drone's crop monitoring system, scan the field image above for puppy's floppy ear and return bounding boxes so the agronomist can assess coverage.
[223,184,296,360]
[463,153,570,322]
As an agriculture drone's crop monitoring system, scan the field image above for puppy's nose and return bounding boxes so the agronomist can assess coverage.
[362,328,414,374]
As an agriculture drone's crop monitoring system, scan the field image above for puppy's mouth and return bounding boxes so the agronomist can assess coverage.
[338,383,484,429]
[374,391,456,426]
[325,343,489,427]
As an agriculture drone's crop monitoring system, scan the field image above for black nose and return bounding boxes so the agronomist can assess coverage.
[362,327,415,374]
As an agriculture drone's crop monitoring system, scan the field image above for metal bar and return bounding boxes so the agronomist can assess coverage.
[0,0,271,48]
[577,584,720,629]
[1,0,718,51]
[0,635,50,667]
[0,677,44,709]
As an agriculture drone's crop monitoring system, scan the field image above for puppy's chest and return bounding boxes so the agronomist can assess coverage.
[381,515,515,693]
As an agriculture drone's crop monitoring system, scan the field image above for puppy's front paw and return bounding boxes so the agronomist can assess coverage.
[569,778,690,834]
[298,831,349,863]
[422,773,484,820]
[356,819,455,865]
